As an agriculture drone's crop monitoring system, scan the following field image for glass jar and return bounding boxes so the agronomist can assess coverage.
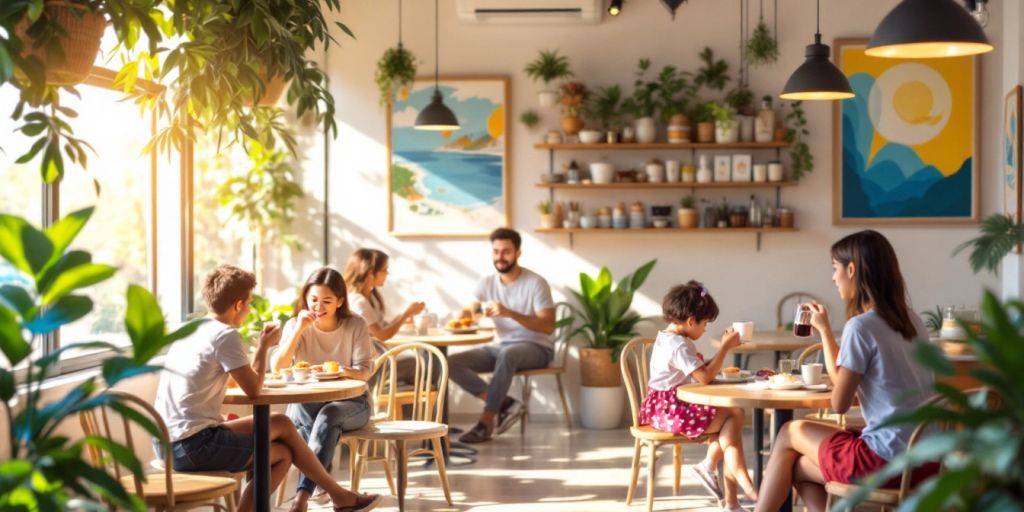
[778,208,794,228]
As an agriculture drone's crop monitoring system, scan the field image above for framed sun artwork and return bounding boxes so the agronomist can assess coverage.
[832,38,980,224]
[1005,86,1022,225]
[386,75,510,237]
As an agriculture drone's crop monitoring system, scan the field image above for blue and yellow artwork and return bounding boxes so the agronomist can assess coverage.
[835,40,977,223]
[388,76,509,236]
[1004,86,1021,224]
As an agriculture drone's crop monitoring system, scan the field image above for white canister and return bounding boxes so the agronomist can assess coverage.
[696,155,712,183]
[635,117,657,144]
[665,160,681,182]
[768,161,784,182]
[738,115,755,142]
[753,163,768,182]
[645,161,665,183]
[580,214,597,229]
[590,162,615,184]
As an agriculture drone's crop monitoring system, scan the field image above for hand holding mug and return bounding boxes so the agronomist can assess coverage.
[484,301,508,318]
[720,327,741,351]
[805,303,831,334]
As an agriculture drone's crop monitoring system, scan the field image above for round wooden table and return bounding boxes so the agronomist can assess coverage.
[712,330,824,369]
[677,382,832,512]
[224,379,367,512]
[387,328,494,465]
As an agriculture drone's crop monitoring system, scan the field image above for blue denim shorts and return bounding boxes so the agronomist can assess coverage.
[168,426,253,473]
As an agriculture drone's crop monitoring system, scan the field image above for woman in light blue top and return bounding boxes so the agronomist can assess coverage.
[756,230,937,512]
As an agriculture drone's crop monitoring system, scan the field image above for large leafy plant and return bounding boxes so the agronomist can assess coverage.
[836,290,1023,511]
[0,207,202,510]
[564,259,657,361]
[375,43,416,107]
[524,49,573,87]
[238,294,293,345]
[954,214,1024,275]
[2,0,354,183]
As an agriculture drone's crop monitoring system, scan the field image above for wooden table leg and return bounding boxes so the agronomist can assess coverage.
[753,408,764,488]
[254,404,271,512]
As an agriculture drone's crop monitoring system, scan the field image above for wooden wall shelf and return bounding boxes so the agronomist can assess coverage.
[534,142,790,150]
[535,227,798,234]
[535,181,797,190]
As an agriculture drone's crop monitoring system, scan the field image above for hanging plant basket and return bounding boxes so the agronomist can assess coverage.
[244,70,288,107]
[15,0,107,86]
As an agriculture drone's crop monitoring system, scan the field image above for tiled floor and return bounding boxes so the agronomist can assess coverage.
[275,421,757,512]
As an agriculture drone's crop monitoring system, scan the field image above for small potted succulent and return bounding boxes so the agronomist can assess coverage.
[375,43,417,107]
[538,199,557,229]
[678,195,699,228]
[524,49,574,107]
[559,81,589,136]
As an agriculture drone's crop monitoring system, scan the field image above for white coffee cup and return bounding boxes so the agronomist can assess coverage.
[732,321,754,342]
[801,363,824,386]
[413,313,430,335]
[292,368,310,383]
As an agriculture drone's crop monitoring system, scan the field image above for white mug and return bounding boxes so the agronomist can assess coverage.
[413,313,430,335]
[801,363,824,385]
[732,321,754,342]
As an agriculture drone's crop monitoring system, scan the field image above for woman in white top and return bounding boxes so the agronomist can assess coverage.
[755,231,937,512]
[343,248,425,344]
[271,267,375,512]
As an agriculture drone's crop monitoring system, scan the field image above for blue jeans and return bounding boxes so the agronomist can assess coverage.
[447,342,553,413]
[287,395,370,494]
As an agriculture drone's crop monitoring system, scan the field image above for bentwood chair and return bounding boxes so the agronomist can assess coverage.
[514,303,574,432]
[796,344,865,428]
[823,391,998,511]
[620,337,718,512]
[79,390,238,511]
[349,342,452,511]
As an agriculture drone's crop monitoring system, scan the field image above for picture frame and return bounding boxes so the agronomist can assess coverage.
[731,154,752,182]
[714,155,732,182]
[387,75,511,237]
[1004,85,1022,225]
[832,38,980,224]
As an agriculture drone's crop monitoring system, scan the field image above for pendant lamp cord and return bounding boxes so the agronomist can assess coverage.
[398,0,403,46]
[773,0,777,39]
[759,0,763,21]
[816,0,820,36]
[434,0,440,89]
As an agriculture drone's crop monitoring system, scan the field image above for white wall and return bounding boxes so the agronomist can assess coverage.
[310,0,1005,420]
[1002,0,1024,300]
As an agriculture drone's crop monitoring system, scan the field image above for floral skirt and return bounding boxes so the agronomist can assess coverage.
[640,388,718,439]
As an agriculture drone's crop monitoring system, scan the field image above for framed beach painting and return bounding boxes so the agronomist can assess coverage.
[832,38,980,224]
[1005,85,1022,226]
[387,75,510,237]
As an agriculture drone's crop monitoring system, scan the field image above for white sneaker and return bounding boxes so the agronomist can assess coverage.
[691,462,724,500]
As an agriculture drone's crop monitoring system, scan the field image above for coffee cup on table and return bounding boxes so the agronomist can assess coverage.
[732,321,754,342]
[292,368,310,383]
[801,363,824,386]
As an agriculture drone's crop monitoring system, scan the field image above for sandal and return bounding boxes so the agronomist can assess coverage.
[333,493,382,512]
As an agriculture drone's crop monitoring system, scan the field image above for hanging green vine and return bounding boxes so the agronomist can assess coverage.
[746,20,779,66]
[785,101,813,181]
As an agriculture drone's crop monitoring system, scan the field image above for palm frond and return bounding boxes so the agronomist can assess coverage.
[953,214,1024,274]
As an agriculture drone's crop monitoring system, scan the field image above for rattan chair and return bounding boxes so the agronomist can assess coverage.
[79,390,238,511]
[620,337,718,512]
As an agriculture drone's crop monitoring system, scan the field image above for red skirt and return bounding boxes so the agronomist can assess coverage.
[819,429,940,488]
[640,388,718,439]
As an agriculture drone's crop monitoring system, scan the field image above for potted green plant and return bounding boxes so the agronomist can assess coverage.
[621,58,660,144]
[746,19,780,67]
[375,43,417,107]
[559,81,588,136]
[784,101,813,180]
[12,0,107,86]
[520,109,541,131]
[524,49,574,107]
[837,290,1023,511]
[565,259,657,429]
[0,207,202,510]
[694,46,731,94]
[727,85,756,141]
[586,85,624,136]
[692,101,716,143]
[708,101,738,143]
[954,215,1024,274]
[3,1,353,184]
[678,195,699,228]
[538,200,557,229]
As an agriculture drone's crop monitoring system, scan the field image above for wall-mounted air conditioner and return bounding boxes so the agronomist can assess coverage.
[456,0,603,24]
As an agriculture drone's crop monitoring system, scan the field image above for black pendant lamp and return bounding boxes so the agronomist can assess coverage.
[415,0,459,131]
[866,0,992,59]
[780,0,853,101]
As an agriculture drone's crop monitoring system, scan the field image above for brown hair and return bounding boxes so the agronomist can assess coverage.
[831,230,916,340]
[489,228,522,250]
[296,267,351,321]
[662,280,720,324]
[342,249,389,315]
[202,264,257,314]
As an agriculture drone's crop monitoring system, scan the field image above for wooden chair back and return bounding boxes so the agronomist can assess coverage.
[549,303,573,370]
[372,342,447,423]
[620,337,655,429]
[797,344,823,366]
[79,390,176,507]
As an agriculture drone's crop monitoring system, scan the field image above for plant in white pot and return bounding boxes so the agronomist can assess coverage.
[524,49,573,107]
[708,101,738,144]
[564,259,657,429]
[622,58,660,144]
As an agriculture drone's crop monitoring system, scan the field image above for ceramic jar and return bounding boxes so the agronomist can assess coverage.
[768,161,784,182]
[753,164,768,182]
[645,159,665,183]
[755,99,776,143]
[665,160,681,182]
[635,117,657,144]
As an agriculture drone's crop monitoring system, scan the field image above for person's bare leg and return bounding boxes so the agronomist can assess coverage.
[290,489,311,512]
[717,409,757,507]
[703,437,724,466]
[793,455,828,512]
[237,442,292,512]
[754,420,841,512]
[224,414,369,508]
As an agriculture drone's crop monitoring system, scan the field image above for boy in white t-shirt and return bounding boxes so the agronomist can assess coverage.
[154,265,380,512]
